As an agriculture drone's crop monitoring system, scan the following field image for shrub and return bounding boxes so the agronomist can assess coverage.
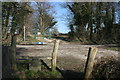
[92,57,120,80]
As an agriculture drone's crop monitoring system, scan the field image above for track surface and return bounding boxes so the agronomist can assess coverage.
[17,42,119,73]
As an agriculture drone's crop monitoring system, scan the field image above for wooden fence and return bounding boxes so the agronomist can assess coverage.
[16,40,98,79]
[16,40,60,72]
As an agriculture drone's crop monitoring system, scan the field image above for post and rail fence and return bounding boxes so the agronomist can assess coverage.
[16,40,98,79]
[16,40,60,72]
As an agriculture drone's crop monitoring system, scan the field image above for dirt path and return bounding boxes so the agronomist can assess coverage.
[16,42,119,74]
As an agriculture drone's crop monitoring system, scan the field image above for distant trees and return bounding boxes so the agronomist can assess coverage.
[67,2,120,44]
[2,2,33,41]
[50,27,59,37]
[34,2,57,37]
[68,24,75,40]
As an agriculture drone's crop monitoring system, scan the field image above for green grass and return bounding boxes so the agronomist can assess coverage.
[49,71,60,78]
[24,70,61,78]
[25,70,36,78]
[16,63,62,78]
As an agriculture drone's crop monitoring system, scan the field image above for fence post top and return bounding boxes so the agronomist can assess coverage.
[55,40,60,43]
[90,47,97,49]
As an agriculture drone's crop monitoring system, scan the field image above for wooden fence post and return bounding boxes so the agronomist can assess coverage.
[84,47,98,80]
[24,25,26,42]
[51,40,60,72]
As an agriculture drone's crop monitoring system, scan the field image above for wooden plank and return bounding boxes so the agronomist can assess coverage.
[84,47,98,80]
[16,56,52,60]
[16,56,52,72]
[51,40,60,72]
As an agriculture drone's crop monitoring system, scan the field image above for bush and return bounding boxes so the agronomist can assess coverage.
[92,57,120,80]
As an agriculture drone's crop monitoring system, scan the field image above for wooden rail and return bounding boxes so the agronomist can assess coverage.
[16,40,98,78]
[16,40,60,72]
[16,56,52,60]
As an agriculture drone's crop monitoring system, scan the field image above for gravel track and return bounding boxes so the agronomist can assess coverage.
[16,42,119,72]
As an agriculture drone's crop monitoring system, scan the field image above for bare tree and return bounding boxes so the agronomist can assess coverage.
[34,2,57,37]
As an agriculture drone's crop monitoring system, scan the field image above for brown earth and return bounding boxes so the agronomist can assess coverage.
[16,41,119,78]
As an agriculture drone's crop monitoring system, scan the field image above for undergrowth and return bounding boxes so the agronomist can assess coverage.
[92,57,120,80]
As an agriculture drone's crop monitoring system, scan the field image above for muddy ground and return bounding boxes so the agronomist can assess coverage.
[16,41,119,78]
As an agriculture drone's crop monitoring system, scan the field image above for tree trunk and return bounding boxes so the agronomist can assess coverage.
[89,21,93,41]
[10,7,17,70]
[89,3,93,42]
[2,10,10,40]
[11,34,16,70]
